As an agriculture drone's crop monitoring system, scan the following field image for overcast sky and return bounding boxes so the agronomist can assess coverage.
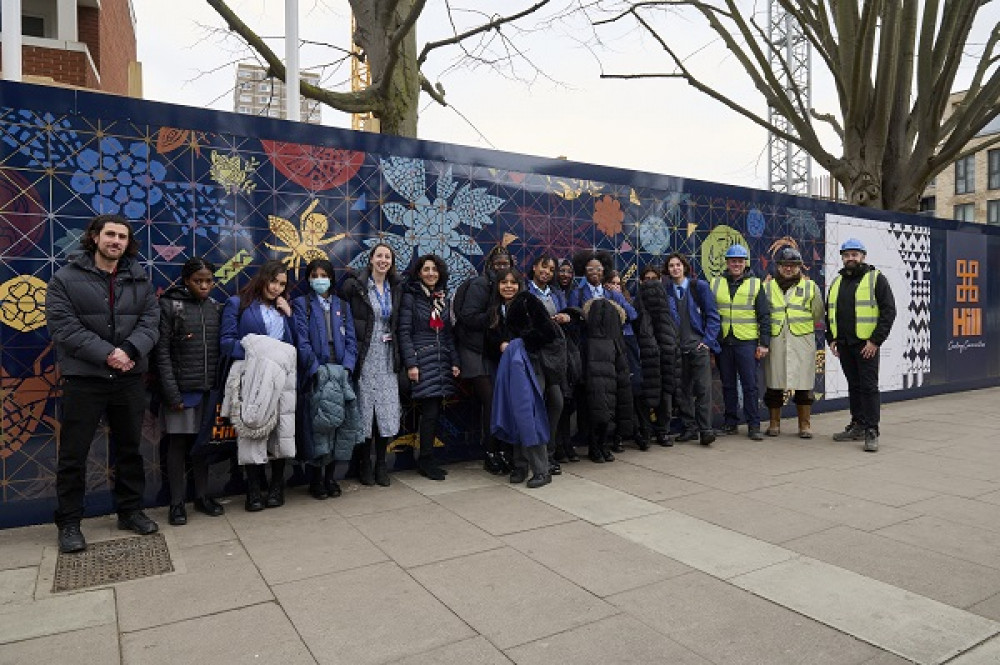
[134,1,999,192]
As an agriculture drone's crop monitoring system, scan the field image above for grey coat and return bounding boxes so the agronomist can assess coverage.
[47,252,160,378]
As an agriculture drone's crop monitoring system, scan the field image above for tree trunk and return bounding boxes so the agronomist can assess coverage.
[352,0,420,137]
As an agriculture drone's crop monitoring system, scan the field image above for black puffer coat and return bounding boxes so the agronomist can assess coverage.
[582,298,633,434]
[634,280,682,407]
[398,280,459,400]
[455,272,495,354]
[46,253,159,378]
[340,268,403,376]
[154,284,223,407]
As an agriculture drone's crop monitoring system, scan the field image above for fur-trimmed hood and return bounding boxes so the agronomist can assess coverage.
[582,297,626,324]
[507,291,559,353]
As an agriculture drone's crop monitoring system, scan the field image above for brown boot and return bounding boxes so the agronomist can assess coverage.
[765,407,781,437]
[797,404,813,439]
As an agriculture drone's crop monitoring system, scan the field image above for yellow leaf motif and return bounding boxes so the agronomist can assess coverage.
[264,199,347,277]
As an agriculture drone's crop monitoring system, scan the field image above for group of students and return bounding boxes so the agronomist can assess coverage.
[158,235,893,525]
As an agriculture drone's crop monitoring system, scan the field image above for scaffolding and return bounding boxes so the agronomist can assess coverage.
[767,1,811,195]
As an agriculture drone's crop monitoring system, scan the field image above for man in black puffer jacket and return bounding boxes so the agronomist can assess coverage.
[634,279,683,448]
[582,298,633,463]
[47,214,161,553]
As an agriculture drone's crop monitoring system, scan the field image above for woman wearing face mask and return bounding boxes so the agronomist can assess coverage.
[340,243,403,487]
[556,258,576,300]
[398,254,460,481]
[455,245,515,474]
[220,260,297,511]
[292,258,358,499]
[155,257,225,526]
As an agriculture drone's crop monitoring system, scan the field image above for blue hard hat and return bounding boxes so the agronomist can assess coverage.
[840,238,867,253]
[725,244,750,259]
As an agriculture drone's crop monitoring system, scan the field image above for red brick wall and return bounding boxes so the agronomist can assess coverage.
[1,46,94,89]
[97,0,137,95]
[78,7,101,72]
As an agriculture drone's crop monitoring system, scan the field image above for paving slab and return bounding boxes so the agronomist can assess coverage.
[877,516,1000,569]
[731,557,1000,664]
[784,526,1000,608]
[0,524,50,570]
[846,463,999,499]
[389,636,512,665]
[774,467,940,507]
[661,489,838,544]
[510,472,665,525]
[160,507,237,549]
[605,510,797,578]
[969,593,1000,622]
[273,561,474,665]
[564,459,711,502]
[608,571,882,665]
[946,635,1000,664]
[409,547,616,650]
[115,539,273,632]
[742,483,918,531]
[501,520,691,597]
[394,465,500,496]
[120,602,315,665]
[0,567,37,606]
[0,624,120,665]
[234,509,387,584]
[331,480,433,517]
[626,452,787,493]
[901,495,1000,534]
[0,588,115,645]
[348,503,501,568]
[505,613,712,665]
[880,451,1000,483]
[432,485,575,536]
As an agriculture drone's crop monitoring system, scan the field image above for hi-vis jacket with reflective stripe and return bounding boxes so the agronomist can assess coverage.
[827,269,879,340]
[767,278,817,337]
[711,273,769,342]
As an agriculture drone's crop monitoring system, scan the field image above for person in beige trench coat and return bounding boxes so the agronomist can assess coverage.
[762,247,825,438]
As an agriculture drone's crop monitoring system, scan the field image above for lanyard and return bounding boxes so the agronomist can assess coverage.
[370,278,391,320]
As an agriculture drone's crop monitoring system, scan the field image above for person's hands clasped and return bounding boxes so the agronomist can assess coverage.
[107,348,134,371]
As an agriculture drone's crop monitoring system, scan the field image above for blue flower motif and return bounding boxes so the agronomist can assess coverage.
[365,158,502,289]
[0,109,82,169]
[70,138,166,218]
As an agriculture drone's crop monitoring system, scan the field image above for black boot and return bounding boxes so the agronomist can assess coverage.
[358,442,375,485]
[374,437,390,487]
[266,459,286,508]
[308,465,328,500]
[610,435,624,453]
[244,465,264,512]
[483,452,505,475]
[324,462,342,498]
[418,455,446,481]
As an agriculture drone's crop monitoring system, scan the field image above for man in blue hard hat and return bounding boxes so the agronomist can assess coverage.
[711,244,771,440]
[826,238,896,452]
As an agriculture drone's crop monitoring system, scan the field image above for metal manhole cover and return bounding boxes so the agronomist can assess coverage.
[53,533,174,592]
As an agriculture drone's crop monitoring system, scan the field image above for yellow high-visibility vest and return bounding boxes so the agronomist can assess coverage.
[827,269,880,340]
[711,275,761,341]
[767,278,816,337]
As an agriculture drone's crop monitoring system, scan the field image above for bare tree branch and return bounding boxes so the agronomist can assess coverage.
[418,0,554,67]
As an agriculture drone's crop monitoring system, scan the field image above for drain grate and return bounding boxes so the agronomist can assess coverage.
[53,533,174,592]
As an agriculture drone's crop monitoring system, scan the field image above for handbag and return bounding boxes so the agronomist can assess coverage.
[190,355,238,458]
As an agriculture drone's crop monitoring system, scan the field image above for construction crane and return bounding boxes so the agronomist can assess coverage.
[767,1,811,196]
[350,16,379,132]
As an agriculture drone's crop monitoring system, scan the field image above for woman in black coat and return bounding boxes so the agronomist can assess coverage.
[154,257,225,525]
[399,254,460,481]
[456,244,515,474]
[633,273,683,448]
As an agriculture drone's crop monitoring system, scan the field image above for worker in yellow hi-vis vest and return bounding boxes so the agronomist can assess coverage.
[711,244,771,441]
[762,246,825,439]
[826,238,896,453]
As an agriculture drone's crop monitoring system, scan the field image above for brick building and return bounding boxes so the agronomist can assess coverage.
[0,0,140,96]
[920,91,1000,225]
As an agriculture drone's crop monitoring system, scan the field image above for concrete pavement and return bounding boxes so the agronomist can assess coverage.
[3,388,1000,664]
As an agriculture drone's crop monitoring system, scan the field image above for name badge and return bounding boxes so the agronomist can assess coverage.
[340,325,346,336]
[382,333,393,343]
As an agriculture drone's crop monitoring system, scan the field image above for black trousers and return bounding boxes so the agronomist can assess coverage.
[837,341,881,432]
[416,397,442,457]
[677,347,713,434]
[55,375,146,527]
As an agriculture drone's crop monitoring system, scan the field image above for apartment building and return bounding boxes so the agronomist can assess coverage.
[234,62,321,124]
